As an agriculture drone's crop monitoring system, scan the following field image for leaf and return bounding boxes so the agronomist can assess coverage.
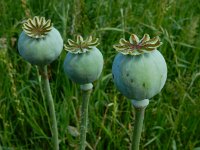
[67,126,80,137]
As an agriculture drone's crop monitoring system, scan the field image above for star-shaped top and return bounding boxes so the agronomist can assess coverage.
[64,35,99,54]
[113,34,162,55]
[22,16,53,39]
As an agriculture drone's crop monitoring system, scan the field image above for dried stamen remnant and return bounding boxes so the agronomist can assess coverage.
[22,16,53,38]
[113,34,162,55]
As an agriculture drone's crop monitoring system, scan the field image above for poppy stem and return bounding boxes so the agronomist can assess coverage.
[131,99,149,150]
[43,65,59,150]
[79,83,93,150]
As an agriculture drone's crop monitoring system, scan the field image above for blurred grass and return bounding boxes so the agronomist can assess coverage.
[0,0,200,149]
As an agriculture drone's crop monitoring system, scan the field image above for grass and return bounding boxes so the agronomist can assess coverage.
[0,0,200,149]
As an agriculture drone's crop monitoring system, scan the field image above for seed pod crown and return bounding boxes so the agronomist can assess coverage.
[113,34,162,55]
[22,16,53,38]
[64,35,99,54]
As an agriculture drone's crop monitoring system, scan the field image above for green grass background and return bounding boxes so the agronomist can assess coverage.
[0,0,200,149]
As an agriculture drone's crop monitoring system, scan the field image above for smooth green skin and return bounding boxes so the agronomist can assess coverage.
[63,47,103,84]
[112,50,167,100]
[18,27,63,65]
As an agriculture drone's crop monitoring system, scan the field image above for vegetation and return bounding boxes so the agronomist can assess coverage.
[0,0,200,149]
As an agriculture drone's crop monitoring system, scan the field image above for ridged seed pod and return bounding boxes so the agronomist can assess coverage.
[63,35,103,84]
[18,16,63,65]
[112,34,167,100]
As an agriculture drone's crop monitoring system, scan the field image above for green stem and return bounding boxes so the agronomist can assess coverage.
[43,65,59,150]
[79,83,93,150]
[131,99,149,150]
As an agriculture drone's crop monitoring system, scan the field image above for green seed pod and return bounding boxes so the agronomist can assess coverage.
[112,34,167,100]
[63,35,103,84]
[18,16,63,65]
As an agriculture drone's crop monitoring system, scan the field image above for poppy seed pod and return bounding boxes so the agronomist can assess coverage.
[18,16,63,65]
[112,34,167,100]
[63,35,103,84]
